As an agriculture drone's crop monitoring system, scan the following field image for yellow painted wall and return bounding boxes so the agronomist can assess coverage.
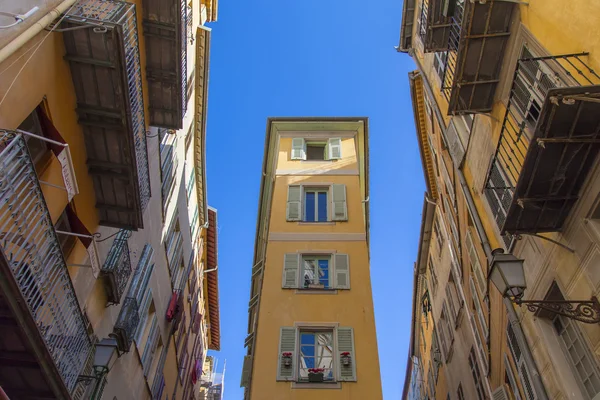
[250,129,381,399]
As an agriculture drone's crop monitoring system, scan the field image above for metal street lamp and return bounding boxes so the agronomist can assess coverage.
[489,248,600,324]
[77,338,120,399]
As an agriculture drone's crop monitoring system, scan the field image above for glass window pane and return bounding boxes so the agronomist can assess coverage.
[305,192,315,222]
[303,260,317,287]
[317,192,328,221]
[318,259,329,287]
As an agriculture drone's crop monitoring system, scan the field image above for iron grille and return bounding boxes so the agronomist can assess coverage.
[0,131,93,393]
[181,0,188,117]
[418,0,429,41]
[101,229,132,305]
[484,53,600,234]
[111,296,140,353]
[440,0,464,102]
[64,0,150,212]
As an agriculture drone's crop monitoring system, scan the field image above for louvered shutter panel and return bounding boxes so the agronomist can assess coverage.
[240,355,252,387]
[286,185,302,221]
[446,285,457,322]
[492,386,509,400]
[136,289,153,343]
[518,362,537,400]
[328,138,342,160]
[337,327,356,381]
[282,253,299,288]
[277,327,296,381]
[142,315,159,376]
[291,138,306,160]
[437,323,448,362]
[331,184,348,221]
[334,253,350,289]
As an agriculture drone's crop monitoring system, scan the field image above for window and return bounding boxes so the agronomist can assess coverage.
[184,123,193,157]
[428,362,435,398]
[554,315,600,399]
[440,302,454,359]
[190,207,199,240]
[283,253,349,290]
[484,160,512,234]
[55,209,76,258]
[433,216,444,256]
[469,276,488,336]
[434,52,448,83]
[304,188,328,222]
[446,272,462,327]
[141,315,160,377]
[457,383,465,400]
[441,159,455,207]
[469,347,486,400]
[299,331,335,382]
[466,230,487,296]
[164,212,183,283]
[302,256,330,289]
[290,137,342,161]
[306,143,326,161]
[504,353,522,400]
[186,167,195,202]
[159,130,178,212]
[286,185,347,222]
[428,255,438,292]
[277,326,356,383]
[18,106,49,165]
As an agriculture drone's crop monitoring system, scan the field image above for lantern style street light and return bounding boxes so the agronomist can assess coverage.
[489,248,600,324]
[77,338,120,399]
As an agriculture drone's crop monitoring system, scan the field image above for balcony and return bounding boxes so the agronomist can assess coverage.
[61,0,150,230]
[111,296,140,353]
[0,131,93,398]
[440,0,515,114]
[101,230,132,305]
[142,0,188,129]
[484,53,600,235]
[418,0,453,52]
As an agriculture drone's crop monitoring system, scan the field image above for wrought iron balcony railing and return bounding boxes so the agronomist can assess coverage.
[439,0,515,114]
[142,0,188,128]
[484,53,600,235]
[418,0,453,52]
[61,0,150,230]
[111,296,140,353]
[0,131,93,393]
[101,229,132,305]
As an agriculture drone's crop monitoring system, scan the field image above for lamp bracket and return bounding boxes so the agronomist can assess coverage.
[515,296,600,324]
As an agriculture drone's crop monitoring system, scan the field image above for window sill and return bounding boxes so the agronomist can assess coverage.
[298,221,336,225]
[299,160,335,164]
[291,382,341,389]
[295,288,338,295]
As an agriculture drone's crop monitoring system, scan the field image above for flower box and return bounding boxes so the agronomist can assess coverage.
[308,372,324,383]
[308,283,325,289]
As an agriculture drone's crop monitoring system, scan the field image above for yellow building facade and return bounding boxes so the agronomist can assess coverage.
[400,1,600,399]
[240,118,382,399]
[0,0,220,399]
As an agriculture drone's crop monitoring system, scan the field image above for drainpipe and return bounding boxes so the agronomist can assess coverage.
[0,0,77,64]
[411,54,549,399]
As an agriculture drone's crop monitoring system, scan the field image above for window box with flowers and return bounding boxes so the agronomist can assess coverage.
[282,352,293,368]
[340,352,351,366]
[308,368,325,383]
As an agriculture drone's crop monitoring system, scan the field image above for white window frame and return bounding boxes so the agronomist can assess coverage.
[434,51,448,84]
[303,187,330,222]
[297,329,336,383]
[504,353,522,400]
[466,230,487,297]
[301,255,332,289]
[468,347,486,400]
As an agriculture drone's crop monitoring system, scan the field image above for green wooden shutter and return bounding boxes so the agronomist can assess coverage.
[277,327,297,381]
[240,355,252,387]
[328,138,342,160]
[291,138,306,160]
[331,184,347,221]
[334,254,350,289]
[337,327,356,381]
[286,185,302,221]
[282,253,299,288]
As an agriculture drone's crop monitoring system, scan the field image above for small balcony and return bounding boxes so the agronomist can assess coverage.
[0,131,93,398]
[142,0,188,129]
[418,0,453,52]
[60,0,150,230]
[110,296,140,353]
[484,53,600,235]
[101,230,132,305]
[440,0,515,114]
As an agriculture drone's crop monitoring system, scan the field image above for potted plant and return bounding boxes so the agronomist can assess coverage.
[307,368,325,382]
[282,352,292,367]
[340,352,351,366]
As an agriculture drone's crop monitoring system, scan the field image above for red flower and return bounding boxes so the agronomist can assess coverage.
[282,352,292,357]
[341,352,351,356]
[308,368,325,374]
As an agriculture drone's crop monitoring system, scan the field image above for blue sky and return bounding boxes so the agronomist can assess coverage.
[204,0,423,398]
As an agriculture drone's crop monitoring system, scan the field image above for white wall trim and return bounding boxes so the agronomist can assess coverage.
[294,289,339,295]
[293,321,339,328]
[268,233,366,241]
[276,168,359,176]
[279,131,356,139]
[291,382,342,389]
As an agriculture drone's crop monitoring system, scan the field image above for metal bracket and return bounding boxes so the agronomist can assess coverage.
[515,296,600,324]
[46,19,108,33]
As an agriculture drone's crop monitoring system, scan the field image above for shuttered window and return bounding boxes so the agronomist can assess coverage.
[469,347,486,400]
[282,252,350,290]
[441,158,456,207]
[429,255,438,292]
[328,138,342,160]
[492,386,509,400]
[433,216,444,256]
[286,185,347,222]
[428,362,435,398]
[504,353,522,400]
[443,197,459,247]
[470,313,488,375]
[469,277,488,338]
[291,138,306,160]
[507,322,537,400]
[141,315,160,376]
[466,230,487,296]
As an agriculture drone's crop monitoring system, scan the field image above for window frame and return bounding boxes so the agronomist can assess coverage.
[297,329,336,383]
[54,208,76,259]
[305,142,327,161]
[468,347,486,400]
[301,255,332,289]
[303,187,329,222]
